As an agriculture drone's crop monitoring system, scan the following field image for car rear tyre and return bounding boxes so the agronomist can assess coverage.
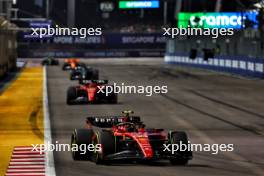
[42,61,48,66]
[71,129,94,160]
[62,63,70,70]
[93,130,115,164]
[54,60,59,65]
[69,72,74,80]
[108,93,118,104]
[106,87,117,104]
[168,131,191,165]
[92,70,99,80]
[67,86,77,105]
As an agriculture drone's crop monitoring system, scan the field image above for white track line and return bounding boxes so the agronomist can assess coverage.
[10,162,45,165]
[14,148,42,151]
[43,66,56,176]
[12,155,44,158]
[7,169,45,172]
[11,158,45,162]
[8,166,45,169]
[13,151,42,154]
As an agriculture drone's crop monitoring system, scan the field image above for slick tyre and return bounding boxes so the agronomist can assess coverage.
[62,63,69,70]
[107,88,117,104]
[71,129,94,160]
[54,60,59,65]
[69,72,74,80]
[169,131,191,165]
[67,86,77,105]
[92,70,99,80]
[42,61,48,66]
[93,130,115,164]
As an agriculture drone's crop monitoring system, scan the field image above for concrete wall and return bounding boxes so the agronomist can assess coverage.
[165,30,264,59]
[165,30,264,78]
[165,55,264,78]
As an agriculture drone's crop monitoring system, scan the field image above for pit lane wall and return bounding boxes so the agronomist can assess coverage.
[165,54,264,79]
[0,17,17,79]
[164,32,264,79]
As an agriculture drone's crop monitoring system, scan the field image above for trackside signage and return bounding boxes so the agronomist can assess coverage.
[119,1,159,9]
[178,12,258,29]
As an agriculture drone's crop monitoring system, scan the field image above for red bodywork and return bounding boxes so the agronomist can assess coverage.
[64,58,80,69]
[111,122,167,159]
[113,130,154,158]
[78,83,105,102]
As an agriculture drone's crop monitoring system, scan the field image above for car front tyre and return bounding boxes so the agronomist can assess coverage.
[67,86,77,105]
[168,131,192,165]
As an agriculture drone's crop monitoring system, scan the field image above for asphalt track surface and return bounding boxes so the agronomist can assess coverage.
[47,58,264,176]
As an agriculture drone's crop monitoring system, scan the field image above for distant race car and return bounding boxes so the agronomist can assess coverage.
[66,79,117,104]
[62,58,83,70]
[41,57,59,66]
[71,111,193,165]
[69,65,99,81]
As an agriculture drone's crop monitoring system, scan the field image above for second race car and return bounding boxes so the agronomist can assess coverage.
[41,57,59,66]
[66,79,117,104]
[69,65,99,81]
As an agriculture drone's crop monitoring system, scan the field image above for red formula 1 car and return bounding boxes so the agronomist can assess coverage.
[62,58,82,71]
[70,111,192,165]
[66,80,118,105]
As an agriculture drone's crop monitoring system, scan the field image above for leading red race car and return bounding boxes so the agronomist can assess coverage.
[70,111,193,165]
[66,80,118,104]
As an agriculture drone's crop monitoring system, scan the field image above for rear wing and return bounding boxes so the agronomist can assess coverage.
[79,79,108,85]
[86,116,141,128]
[64,58,80,63]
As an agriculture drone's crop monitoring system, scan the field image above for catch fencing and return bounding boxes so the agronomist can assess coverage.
[165,30,264,78]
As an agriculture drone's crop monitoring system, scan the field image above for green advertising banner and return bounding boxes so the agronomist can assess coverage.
[178,12,258,29]
[119,1,159,9]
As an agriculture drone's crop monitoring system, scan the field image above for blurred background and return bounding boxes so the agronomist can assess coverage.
[0,0,264,77]
[1,2,264,176]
